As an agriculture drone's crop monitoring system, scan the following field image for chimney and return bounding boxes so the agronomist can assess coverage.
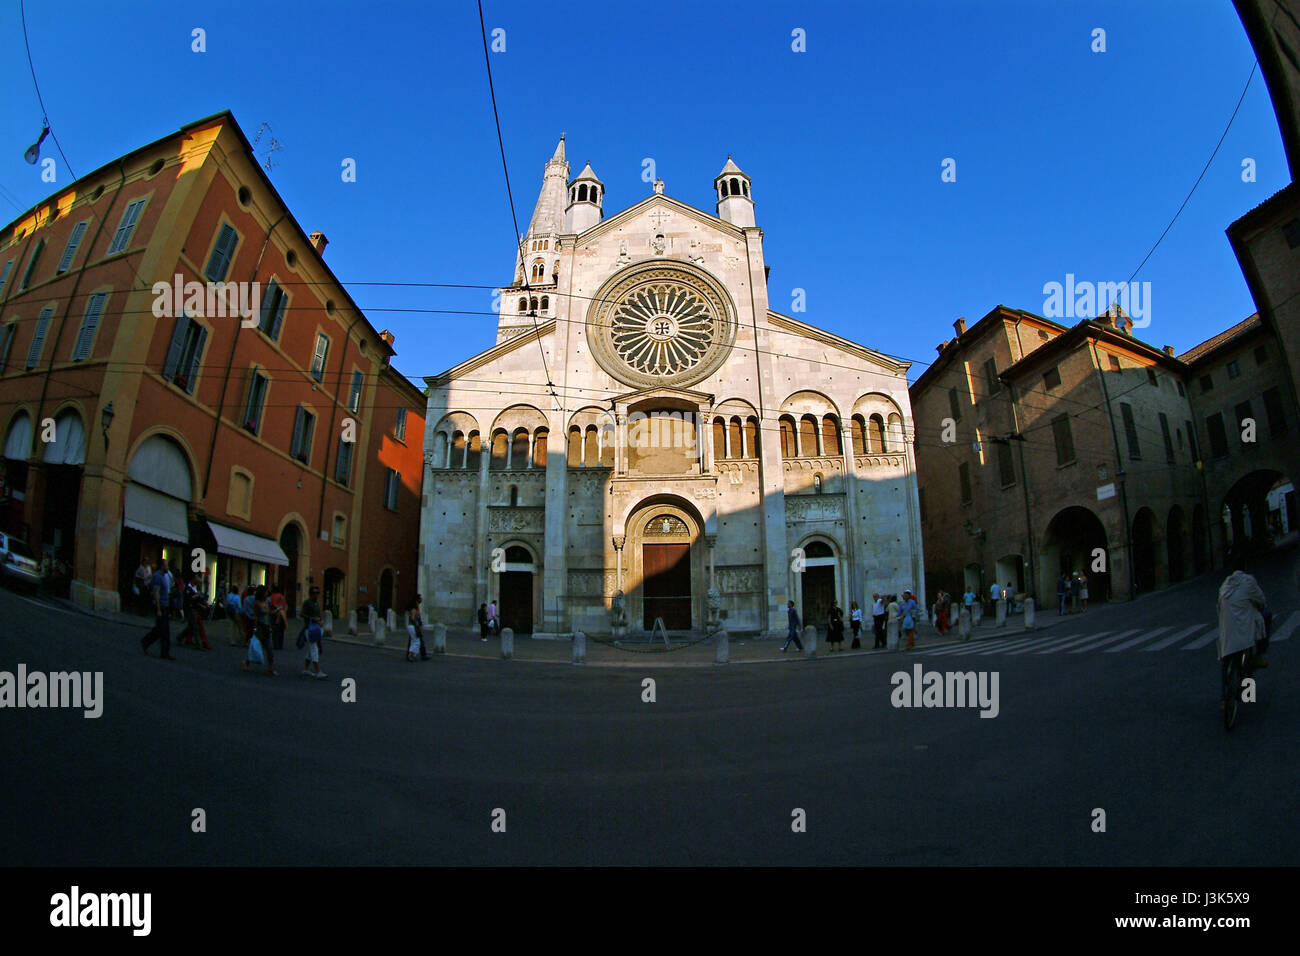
[936,341,950,355]
[1162,345,1175,356]
[309,231,328,256]
[953,317,967,337]
[379,329,395,349]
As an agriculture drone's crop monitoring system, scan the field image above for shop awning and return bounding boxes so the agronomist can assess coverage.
[42,413,86,466]
[207,521,288,566]
[123,482,190,544]
[3,412,32,461]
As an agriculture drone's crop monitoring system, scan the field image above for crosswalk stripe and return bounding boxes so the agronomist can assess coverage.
[1064,630,1142,653]
[1182,628,1220,650]
[1272,610,1300,643]
[1027,630,1112,655]
[1144,625,1207,651]
[917,636,1019,655]
[1002,633,1087,655]
[1104,627,1170,652]
[966,634,1057,655]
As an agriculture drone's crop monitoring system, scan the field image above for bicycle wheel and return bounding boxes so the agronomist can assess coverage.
[1223,654,1241,731]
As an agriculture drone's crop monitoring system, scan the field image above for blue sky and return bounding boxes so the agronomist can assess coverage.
[1,0,1287,384]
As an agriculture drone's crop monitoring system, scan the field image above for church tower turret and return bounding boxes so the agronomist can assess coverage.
[564,161,604,234]
[498,135,569,342]
[714,157,754,227]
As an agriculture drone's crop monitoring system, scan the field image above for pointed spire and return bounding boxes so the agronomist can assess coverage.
[572,161,601,183]
[718,156,743,176]
[550,133,566,165]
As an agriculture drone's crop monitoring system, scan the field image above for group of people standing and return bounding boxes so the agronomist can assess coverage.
[1055,572,1090,615]
[781,590,921,652]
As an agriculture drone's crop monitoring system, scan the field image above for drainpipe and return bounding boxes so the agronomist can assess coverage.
[202,212,287,499]
[1005,381,1037,600]
[1089,338,1135,600]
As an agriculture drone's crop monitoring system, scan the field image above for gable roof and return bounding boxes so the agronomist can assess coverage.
[1178,314,1262,365]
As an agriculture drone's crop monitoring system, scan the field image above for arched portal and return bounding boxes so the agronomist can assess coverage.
[278,521,306,614]
[498,544,535,634]
[379,568,395,617]
[799,539,838,632]
[623,497,704,632]
[1041,505,1110,603]
[1132,508,1159,594]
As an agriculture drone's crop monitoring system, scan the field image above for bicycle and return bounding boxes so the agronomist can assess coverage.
[1222,609,1271,732]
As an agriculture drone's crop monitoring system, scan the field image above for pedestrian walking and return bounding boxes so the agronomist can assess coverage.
[140,558,175,659]
[1069,573,1081,613]
[269,585,288,651]
[872,593,886,648]
[962,588,976,613]
[477,603,489,641]
[177,573,211,650]
[935,589,951,635]
[781,600,804,651]
[1079,573,1090,611]
[1056,574,1068,615]
[299,586,327,680]
[241,586,256,643]
[487,600,499,636]
[901,589,919,649]
[827,600,845,651]
[406,594,429,661]
[133,559,151,615]
[224,585,243,645]
[849,601,863,648]
[1004,582,1015,610]
[886,594,900,648]
[242,585,276,676]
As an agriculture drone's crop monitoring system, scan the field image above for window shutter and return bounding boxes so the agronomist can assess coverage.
[109,199,144,254]
[185,325,207,392]
[162,314,190,380]
[0,324,14,372]
[206,225,239,281]
[0,259,12,296]
[73,293,106,360]
[349,370,362,412]
[259,280,277,332]
[57,221,88,273]
[291,407,305,456]
[27,308,53,368]
[302,411,314,460]
[312,334,329,379]
[270,293,287,340]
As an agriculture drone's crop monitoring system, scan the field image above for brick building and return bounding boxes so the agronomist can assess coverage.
[0,111,424,617]
[911,306,1207,605]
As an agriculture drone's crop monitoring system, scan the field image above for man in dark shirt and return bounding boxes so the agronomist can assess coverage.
[140,558,175,659]
[781,600,804,652]
[299,586,326,679]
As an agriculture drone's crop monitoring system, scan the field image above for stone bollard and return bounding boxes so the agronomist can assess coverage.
[573,630,586,665]
[715,630,729,664]
[347,610,357,636]
[995,598,1007,627]
[1024,597,1036,630]
[387,608,398,631]
[501,627,514,660]
[373,616,386,645]
[322,610,334,637]
[958,607,972,641]
[802,625,818,658]
[432,622,447,654]
[886,616,900,650]
[972,602,984,626]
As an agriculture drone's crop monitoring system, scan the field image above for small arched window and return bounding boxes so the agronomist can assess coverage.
[578,184,588,202]
[490,430,508,470]
[530,296,539,311]
[466,431,481,470]
[540,295,549,312]
[533,427,548,468]
[451,431,466,468]
[509,485,519,506]
[779,416,797,458]
[584,425,598,467]
[799,415,819,457]
[729,417,743,460]
[510,428,529,469]
[531,259,545,281]
[742,181,749,197]
[851,415,866,455]
[813,473,823,494]
[518,297,527,313]
[744,417,759,459]
[822,415,841,456]
[712,418,727,460]
[567,426,582,466]
[868,414,886,454]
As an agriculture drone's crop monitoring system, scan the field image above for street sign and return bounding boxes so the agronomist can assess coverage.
[1096,483,1116,501]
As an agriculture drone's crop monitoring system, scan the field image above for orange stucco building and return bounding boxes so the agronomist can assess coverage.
[0,112,424,618]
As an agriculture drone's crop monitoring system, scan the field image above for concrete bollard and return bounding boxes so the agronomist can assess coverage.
[958,607,972,641]
[432,622,447,654]
[347,610,357,636]
[372,616,386,645]
[501,627,514,659]
[1024,597,1036,630]
[715,630,729,664]
[886,616,900,650]
[995,598,1007,627]
[322,610,334,637]
[387,608,398,631]
[802,625,818,658]
[573,630,586,664]
[972,602,983,626]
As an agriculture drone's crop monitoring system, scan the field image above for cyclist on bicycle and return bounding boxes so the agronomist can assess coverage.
[1217,551,1270,707]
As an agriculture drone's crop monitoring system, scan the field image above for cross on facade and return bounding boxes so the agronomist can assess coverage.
[649,209,670,227]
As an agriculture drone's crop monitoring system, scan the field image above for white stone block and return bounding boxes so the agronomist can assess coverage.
[802,625,817,658]
[714,630,729,664]
[1024,597,1036,629]
[573,630,586,664]
[501,627,514,659]
[433,622,447,653]
[373,617,386,645]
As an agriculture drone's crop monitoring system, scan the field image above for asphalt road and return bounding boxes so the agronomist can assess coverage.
[2,550,1296,866]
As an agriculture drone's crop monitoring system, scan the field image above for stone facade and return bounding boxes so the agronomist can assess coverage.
[419,140,923,636]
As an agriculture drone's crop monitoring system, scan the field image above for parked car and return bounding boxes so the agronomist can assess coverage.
[0,533,42,590]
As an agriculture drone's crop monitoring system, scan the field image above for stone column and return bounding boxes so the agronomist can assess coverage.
[705,533,717,591]
[1023,597,1035,629]
[615,409,628,476]
[473,438,491,627]
[612,535,625,593]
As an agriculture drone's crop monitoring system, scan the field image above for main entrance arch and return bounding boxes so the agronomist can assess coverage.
[1041,505,1111,603]
[498,544,535,634]
[623,497,705,632]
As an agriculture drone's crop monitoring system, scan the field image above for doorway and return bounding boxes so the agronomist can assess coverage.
[800,540,836,630]
[643,542,691,629]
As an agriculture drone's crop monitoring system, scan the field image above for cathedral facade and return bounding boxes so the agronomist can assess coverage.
[418,138,924,637]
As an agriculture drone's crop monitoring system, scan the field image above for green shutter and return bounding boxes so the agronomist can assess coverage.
[185,325,207,393]
[162,314,190,380]
[57,221,88,273]
[73,293,107,360]
[26,307,53,368]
